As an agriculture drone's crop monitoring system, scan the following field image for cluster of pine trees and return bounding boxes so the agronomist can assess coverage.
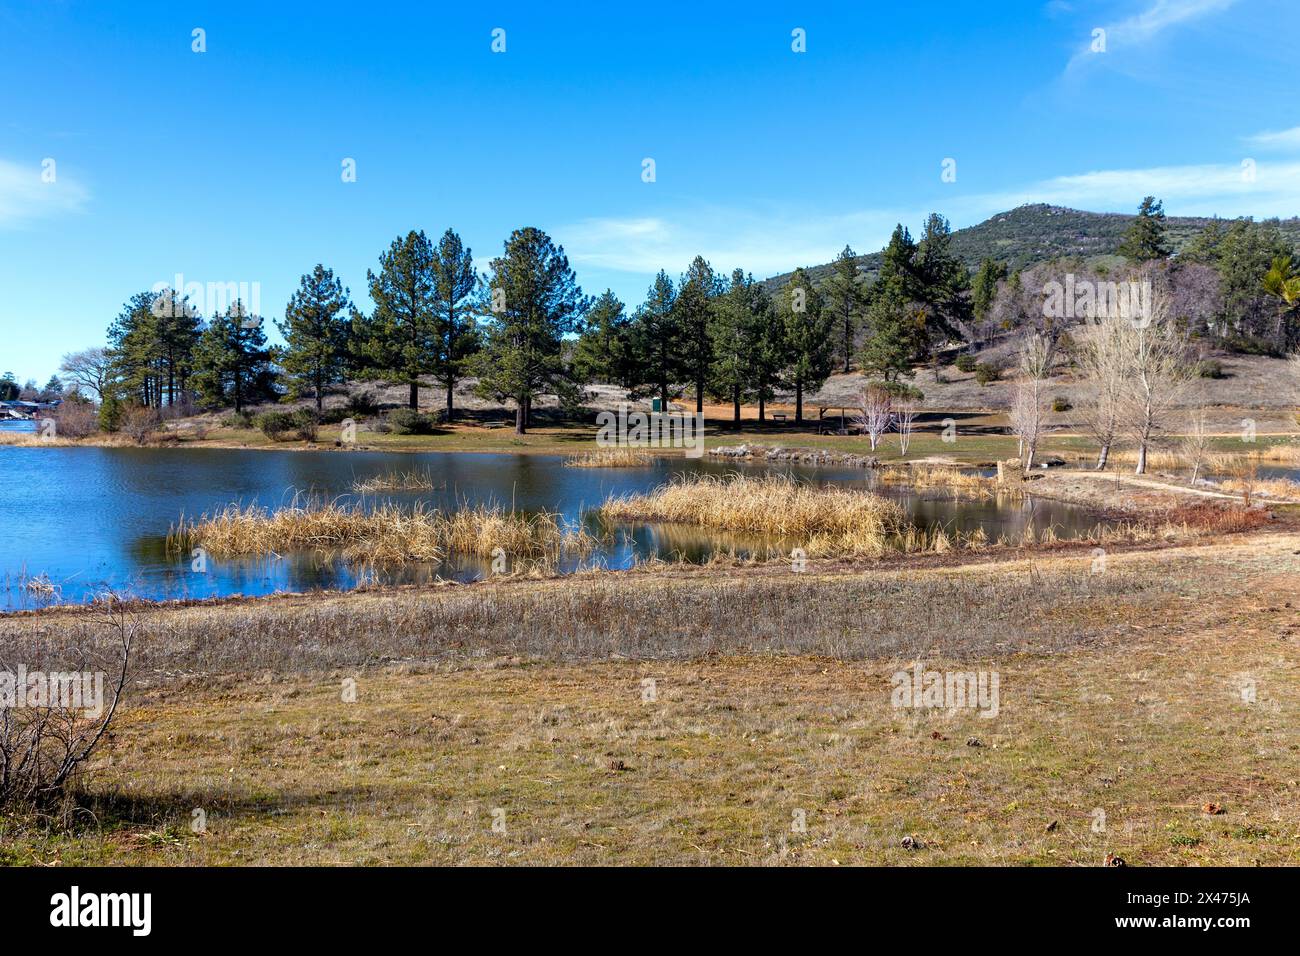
[95,226,587,433]
[90,215,974,433]
[84,198,1296,436]
[574,213,972,425]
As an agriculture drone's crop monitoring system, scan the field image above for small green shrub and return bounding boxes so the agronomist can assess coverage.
[1051,396,1072,412]
[954,354,977,374]
[385,407,437,435]
[221,411,253,429]
[98,395,124,433]
[973,363,1000,386]
[347,390,381,417]
[291,408,319,442]
[256,408,318,441]
[254,411,297,441]
[1194,359,1225,379]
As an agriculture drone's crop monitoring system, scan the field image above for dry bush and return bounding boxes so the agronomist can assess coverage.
[121,406,161,445]
[1157,501,1272,534]
[0,598,136,809]
[49,402,99,440]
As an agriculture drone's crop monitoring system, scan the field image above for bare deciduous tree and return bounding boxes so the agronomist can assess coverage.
[1120,292,1190,475]
[855,385,893,452]
[59,348,112,402]
[1008,332,1052,471]
[1076,315,1129,470]
[1181,407,1213,485]
[894,400,918,456]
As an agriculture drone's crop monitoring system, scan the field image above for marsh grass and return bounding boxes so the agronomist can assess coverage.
[351,470,443,493]
[877,463,1013,499]
[168,498,595,565]
[564,448,656,468]
[599,473,909,557]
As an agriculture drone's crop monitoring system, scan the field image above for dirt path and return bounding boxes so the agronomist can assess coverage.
[1041,469,1243,501]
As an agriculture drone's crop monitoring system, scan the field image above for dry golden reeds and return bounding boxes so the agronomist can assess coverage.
[351,469,442,493]
[563,448,656,468]
[876,463,1011,498]
[168,499,594,564]
[598,473,909,557]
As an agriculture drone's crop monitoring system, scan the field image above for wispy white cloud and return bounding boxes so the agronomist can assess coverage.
[1065,0,1240,73]
[1243,126,1300,151]
[561,157,1300,281]
[558,206,907,279]
[981,159,1300,215]
[0,157,88,227]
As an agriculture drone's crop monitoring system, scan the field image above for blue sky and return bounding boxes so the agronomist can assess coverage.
[1,0,1297,383]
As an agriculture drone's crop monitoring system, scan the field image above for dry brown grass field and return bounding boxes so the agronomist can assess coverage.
[1,520,1297,866]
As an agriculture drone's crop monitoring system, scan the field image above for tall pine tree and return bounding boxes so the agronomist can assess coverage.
[573,290,632,389]
[432,228,480,420]
[627,271,681,412]
[822,245,864,374]
[192,302,274,412]
[708,269,763,426]
[360,230,438,409]
[276,265,351,411]
[476,227,587,434]
[1117,196,1172,262]
[779,267,834,423]
[674,255,721,412]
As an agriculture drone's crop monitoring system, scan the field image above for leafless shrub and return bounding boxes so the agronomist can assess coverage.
[49,401,99,440]
[121,406,161,445]
[0,596,136,809]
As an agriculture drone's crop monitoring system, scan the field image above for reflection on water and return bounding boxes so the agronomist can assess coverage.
[0,447,1106,610]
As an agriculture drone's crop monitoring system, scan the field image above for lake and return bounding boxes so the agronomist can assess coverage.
[0,447,1103,610]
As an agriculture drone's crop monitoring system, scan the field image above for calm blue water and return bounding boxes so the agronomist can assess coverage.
[0,448,1100,610]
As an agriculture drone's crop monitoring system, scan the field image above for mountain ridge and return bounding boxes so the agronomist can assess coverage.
[763,203,1300,291]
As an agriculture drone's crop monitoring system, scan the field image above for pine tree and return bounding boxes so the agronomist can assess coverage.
[1117,196,1172,262]
[276,265,351,411]
[708,269,762,426]
[914,213,971,341]
[674,255,721,412]
[360,230,438,409]
[822,245,864,374]
[857,225,928,381]
[971,257,1007,345]
[627,271,681,411]
[779,267,833,423]
[432,229,480,420]
[857,287,928,382]
[192,302,273,412]
[573,290,632,389]
[106,293,159,407]
[475,227,587,434]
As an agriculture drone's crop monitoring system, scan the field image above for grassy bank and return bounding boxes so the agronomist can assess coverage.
[6,413,1298,471]
[0,533,1296,865]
